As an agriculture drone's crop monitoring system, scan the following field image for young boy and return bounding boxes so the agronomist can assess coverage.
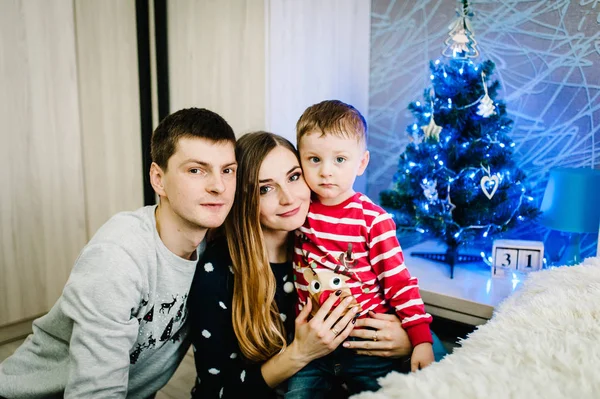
[0,108,237,398]
[289,100,434,397]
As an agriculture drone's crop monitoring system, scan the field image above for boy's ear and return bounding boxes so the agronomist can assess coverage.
[150,162,167,197]
[356,150,370,176]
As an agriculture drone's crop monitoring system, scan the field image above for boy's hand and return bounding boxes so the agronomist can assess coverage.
[410,342,434,372]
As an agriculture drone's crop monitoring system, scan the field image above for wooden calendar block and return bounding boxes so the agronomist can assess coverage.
[493,248,518,270]
[492,239,544,278]
[517,250,542,271]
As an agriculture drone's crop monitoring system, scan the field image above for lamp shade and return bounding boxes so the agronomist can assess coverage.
[539,167,600,233]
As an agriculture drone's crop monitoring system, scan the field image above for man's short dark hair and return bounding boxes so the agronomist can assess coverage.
[151,108,236,169]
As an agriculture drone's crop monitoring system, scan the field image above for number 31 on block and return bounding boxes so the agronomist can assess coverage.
[492,239,544,277]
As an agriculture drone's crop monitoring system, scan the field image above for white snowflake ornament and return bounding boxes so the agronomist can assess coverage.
[420,179,439,203]
[204,262,214,272]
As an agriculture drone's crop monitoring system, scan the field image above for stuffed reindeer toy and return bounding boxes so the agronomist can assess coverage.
[301,243,363,318]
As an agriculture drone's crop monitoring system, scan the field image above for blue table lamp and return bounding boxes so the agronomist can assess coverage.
[539,167,600,265]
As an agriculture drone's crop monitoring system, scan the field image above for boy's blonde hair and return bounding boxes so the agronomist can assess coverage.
[296,100,367,148]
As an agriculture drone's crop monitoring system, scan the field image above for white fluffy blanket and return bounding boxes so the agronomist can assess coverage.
[352,257,600,399]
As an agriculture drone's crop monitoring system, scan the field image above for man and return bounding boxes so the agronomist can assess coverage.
[0,108,237,398]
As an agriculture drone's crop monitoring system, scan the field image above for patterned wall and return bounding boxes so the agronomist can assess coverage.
[368,0,600,259]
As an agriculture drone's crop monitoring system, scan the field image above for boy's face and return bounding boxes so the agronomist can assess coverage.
[298,132,369,206]
[153,137,237,231]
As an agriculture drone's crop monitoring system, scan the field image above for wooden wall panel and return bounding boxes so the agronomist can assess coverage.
[74,0,143,237]
[168,0,266,136]
[0,0,87,326]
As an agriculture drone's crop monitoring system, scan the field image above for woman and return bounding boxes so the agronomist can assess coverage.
[188,132,438,398]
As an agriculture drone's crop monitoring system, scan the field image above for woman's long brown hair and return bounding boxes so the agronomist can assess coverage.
[226,131,299,362]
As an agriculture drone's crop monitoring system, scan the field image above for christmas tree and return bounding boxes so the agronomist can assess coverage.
[380,0,539,278]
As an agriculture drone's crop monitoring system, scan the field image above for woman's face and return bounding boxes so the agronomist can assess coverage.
[258,145,311,234]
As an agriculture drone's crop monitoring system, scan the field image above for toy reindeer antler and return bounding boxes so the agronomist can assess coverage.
[302,249,318,276]
[340,244,354,265]
[335,244,363,283]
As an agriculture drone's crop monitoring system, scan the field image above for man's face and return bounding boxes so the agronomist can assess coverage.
[158,137,237,230]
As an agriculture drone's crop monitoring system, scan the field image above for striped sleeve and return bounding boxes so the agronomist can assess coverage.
[368,212,433,346]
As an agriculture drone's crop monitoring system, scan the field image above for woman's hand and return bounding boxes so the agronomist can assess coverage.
[342,311,412,358]
[260,292,359,388]
[289,291,360,364]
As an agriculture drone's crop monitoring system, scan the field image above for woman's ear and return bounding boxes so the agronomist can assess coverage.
[357,150,370,176]
[149,162,167,197]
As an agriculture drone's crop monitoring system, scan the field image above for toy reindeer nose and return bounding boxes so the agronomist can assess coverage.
[318,290,350,309]
[318,290,333,306]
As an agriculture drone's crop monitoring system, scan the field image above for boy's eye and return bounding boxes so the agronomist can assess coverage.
[309,157,320,163]
[259,186,273,195]
[190,168,201,174]
[336,157,346,164]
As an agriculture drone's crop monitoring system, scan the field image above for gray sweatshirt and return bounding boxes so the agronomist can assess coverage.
[0,205,205,398]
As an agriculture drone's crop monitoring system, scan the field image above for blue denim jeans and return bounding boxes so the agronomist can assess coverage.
[285,330,448,399]
[285,344,396,399]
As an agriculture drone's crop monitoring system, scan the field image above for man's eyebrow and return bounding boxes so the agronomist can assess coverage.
[259,166,300,183]
[182,159,237,168]
[182,159,209,166]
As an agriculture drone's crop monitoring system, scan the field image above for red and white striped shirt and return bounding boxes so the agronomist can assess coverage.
[293,193,432,346]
